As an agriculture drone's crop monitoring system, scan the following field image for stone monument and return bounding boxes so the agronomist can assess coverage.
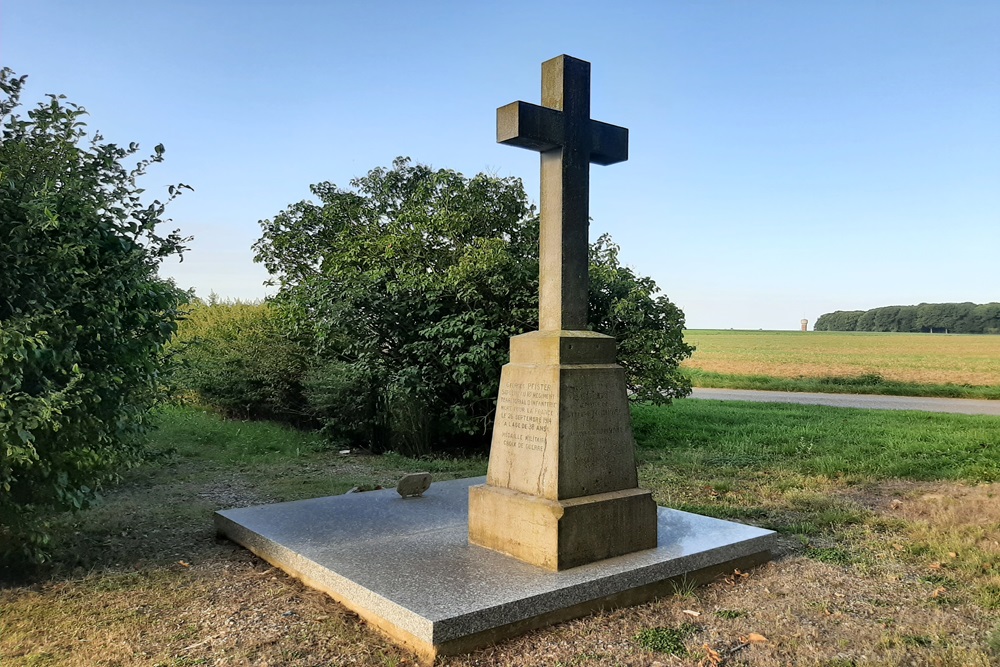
[214,55,776,661]
[468,55,658,570]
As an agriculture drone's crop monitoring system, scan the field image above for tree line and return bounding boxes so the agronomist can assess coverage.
[814,303,1000,334]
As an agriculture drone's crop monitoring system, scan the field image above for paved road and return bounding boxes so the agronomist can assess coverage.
[689,387,1000,416]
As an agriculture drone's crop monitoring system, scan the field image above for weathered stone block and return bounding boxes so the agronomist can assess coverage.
[469,483,658,570]
[482,330,641,502]
[469,328,658,569]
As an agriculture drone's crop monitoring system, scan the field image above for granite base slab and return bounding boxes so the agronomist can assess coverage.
[214,477,775,663]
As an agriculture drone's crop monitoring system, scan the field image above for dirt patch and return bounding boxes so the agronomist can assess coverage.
[194,475,281,509]
[839,481,1000,561]
[880,483,1000,530]
[838,480,999,518]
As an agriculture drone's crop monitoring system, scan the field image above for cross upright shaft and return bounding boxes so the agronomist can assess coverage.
[497,55,628,330]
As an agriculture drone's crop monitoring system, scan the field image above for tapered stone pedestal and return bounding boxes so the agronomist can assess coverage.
[468,330,658,570]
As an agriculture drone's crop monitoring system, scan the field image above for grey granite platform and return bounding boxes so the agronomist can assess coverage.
[215,477,775,661]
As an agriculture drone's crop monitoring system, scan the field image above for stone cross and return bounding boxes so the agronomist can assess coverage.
[497,55,628,331]
[471,55,656,571]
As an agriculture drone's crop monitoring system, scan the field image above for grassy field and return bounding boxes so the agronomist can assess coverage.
[2,402,998,666]
[683,330,1000,399]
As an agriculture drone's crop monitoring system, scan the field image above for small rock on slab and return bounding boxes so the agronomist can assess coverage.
[397,472,432,498]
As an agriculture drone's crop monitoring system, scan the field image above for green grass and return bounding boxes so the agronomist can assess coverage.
[151,404,327,464]
[633,623,700,655]
[633,399,1000,482]
[151,404,486,481]
[805,546,855,566]
[685,368,1000,400]
[988,623,1000,658]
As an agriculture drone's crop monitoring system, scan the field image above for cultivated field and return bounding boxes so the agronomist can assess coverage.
[683,330,1000,388]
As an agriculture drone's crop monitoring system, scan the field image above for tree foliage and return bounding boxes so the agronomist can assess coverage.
[813,310,865,332]
[0,70,189,564]
[167,297,309,424]
[815,303,1000,334]
[253,158,692,454]
[589,236,691,403]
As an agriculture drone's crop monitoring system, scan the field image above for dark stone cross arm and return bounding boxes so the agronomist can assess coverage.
[497,102,628,166]
[496,55,628,331]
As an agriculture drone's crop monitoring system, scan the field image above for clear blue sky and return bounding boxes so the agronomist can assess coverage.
[4,1,998,330]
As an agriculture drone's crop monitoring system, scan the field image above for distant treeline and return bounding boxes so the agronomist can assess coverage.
[814,303,1000,334]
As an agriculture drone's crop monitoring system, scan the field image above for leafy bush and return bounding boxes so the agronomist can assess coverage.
[589,235,692,402]
[254,158,692,454]
[301,359,386,448]
[168,298,310,424]
[0,70,189,564]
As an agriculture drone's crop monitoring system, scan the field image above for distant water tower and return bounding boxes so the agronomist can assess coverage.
[801,319,809,332]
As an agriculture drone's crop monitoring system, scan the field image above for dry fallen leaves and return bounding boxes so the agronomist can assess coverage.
[682,610,701,617]
[743,632,769,644]
[700,643,722,666]
[724,569,751,586]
